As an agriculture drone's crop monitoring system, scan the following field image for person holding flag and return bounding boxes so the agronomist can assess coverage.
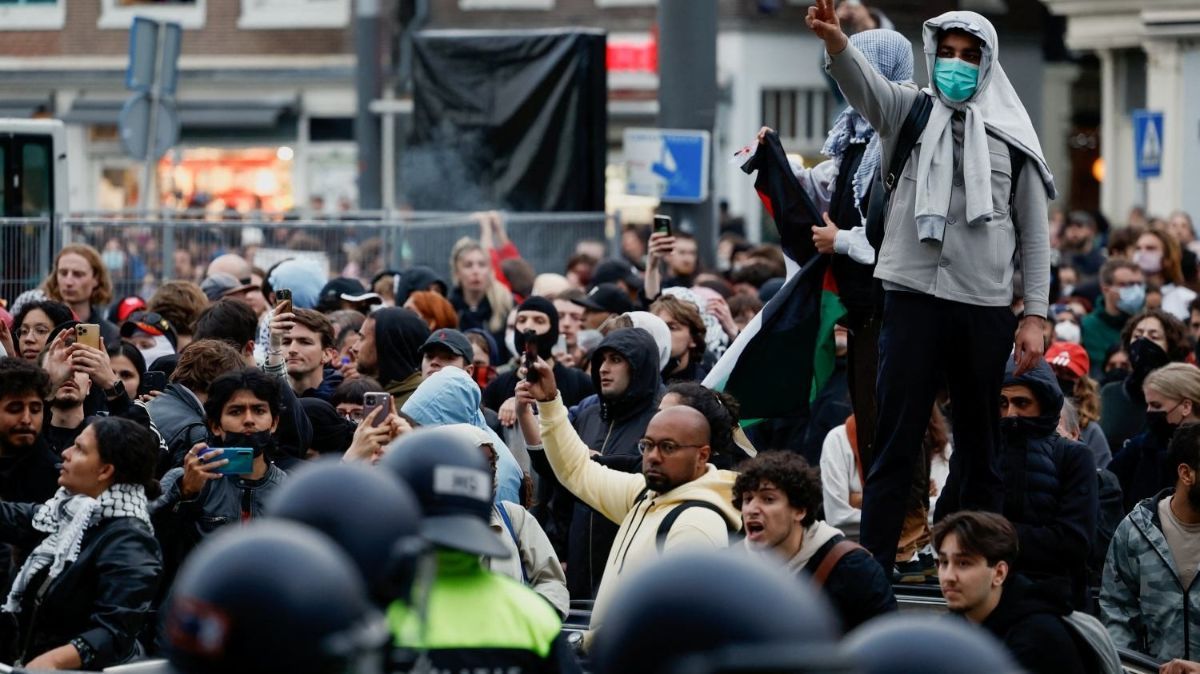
[808,0,1056,571]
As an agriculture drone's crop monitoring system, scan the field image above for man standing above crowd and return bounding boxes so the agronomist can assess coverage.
[516,357,739,650]
[808,0,1057,569]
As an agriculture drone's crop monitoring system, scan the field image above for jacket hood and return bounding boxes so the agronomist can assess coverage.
[625,311,672,373]
[374,307,431,386]
[402,367,488,429]
[395,266,448,306]
[921,10,1056,199]
[592,328,664,421]
[652,466,742,530]
[1003,358,1064,425]
[984,574,1072,633]
[463,328,501,366]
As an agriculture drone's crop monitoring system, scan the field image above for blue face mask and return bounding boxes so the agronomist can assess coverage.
[934,57,980,103]
[1116,283,1146,315]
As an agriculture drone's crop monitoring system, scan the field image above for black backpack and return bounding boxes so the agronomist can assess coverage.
[863,92,1024,252]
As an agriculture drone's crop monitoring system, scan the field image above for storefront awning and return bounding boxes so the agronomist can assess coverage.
[61,98,297,129]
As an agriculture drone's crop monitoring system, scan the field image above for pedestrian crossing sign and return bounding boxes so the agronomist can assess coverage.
[1133,110,1163,180]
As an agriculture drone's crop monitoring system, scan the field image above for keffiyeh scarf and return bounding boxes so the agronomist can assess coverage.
[3,484,151,613]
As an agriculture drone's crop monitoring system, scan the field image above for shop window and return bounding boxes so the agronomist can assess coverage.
[761,87,832,150]
[238,0,349,29]
[459,0,553,9]
[0,0,65,31]
[99,0,205,29]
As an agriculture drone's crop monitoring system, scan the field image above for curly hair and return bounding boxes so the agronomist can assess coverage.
[665,382,739,459]
[171,339,245,395]
[45,243,113,307]
[1121,308,1191,362]
[0,357,51,401]
[731,451,821,527]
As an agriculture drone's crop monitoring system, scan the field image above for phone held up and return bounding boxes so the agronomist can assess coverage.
[653,214,672,237]
[522,329,540,384]
[275,288,293,315]
[74,323,101,350]
[201,447,254,476]
[142,370,168,395]
[362,392,392,428]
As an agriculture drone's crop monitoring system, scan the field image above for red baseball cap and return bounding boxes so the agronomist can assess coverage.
[1045,341,1089,379]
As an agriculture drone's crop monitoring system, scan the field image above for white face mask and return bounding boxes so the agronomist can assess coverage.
[504,329,517,358]
[137,334,176,368]
[1054,321,1082,344]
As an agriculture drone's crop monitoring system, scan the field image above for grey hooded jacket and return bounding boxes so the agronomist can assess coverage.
[1100,489,1200,661]
[825,12,1052,318]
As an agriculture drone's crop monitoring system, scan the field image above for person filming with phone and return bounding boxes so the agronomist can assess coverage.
[152,369,288,589]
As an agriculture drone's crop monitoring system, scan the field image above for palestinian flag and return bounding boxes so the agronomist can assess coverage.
[703,131,846,424]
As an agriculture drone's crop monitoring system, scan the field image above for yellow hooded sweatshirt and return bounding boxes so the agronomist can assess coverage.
[536,394,741,649]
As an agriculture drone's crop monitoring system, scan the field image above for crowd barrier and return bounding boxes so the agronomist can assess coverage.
[0,210,616,304]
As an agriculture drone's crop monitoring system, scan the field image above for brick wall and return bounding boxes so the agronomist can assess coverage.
[0,0,351,58]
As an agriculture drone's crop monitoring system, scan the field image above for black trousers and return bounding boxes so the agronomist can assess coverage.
[859,290,1016,569]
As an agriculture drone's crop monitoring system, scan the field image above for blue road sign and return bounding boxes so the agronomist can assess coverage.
[624,128,710,203]
[1133,109,1163,180]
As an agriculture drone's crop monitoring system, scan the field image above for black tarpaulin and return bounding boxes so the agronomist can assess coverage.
[405,28,607,212]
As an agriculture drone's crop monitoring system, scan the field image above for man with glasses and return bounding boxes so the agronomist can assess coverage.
[515,357,740,652]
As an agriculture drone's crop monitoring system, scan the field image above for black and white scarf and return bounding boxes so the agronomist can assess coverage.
[3,484,151,613]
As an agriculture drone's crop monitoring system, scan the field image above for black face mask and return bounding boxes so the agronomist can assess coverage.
[1102,367,1131,385]
[1146,401,1185,444]
[1129,338,1170,374]
[513,324,558,360]
[219,430,275,458]
[1000,415,1053,440]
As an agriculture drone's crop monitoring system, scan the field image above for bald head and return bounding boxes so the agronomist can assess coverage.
[208,254,253,281]
[647,405,711,446]
[642,406,712,493]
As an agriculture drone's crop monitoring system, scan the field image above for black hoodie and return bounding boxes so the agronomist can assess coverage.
[565,328,664,598]
[980,575,1091,674]
[1000,359,1097,610]
[394,266,447,306]
[372,307,430,389]
[481,298,593,412]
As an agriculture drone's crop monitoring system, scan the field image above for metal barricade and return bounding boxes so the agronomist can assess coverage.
[0,211,615,306]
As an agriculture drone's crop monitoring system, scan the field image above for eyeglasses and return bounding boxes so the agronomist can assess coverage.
[17,325,51,338]
[637,439,703,456]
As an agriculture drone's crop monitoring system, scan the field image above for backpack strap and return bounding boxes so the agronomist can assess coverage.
[494,503,529,584]
[655,500,732,553]
[864,92,933,251]
[811,539,865,587]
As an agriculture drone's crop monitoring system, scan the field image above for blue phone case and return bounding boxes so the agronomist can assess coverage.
[203,447,254,476]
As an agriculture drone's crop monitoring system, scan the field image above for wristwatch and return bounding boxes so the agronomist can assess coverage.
[103,380,125,399]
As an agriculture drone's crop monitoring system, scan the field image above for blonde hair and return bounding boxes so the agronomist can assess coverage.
[45,243,113,306]
[449,237,512,334]
[1072,375,1101,428]
[1144,363,1200,406]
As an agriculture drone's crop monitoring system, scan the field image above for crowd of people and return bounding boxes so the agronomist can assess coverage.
[0,1,1197,672]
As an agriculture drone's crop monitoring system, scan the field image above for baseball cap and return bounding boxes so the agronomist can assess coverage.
[1045,341,1089,379]
[319,277,382,310]
[571,283,636,315]
[418,328,474,362]
[592,259,644,290]
[120,310,179,348]
[200,273,258,302]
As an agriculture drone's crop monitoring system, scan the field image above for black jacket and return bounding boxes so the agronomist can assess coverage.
[483,361,594,413]
[0,503,160,670]
[372,307,430,389]
[981,575,1092,674]
[999,360,1097,610]
[146,384,208,476]
[561,328,663,599]
[802,534,896,632]
[1111,429,1175,514]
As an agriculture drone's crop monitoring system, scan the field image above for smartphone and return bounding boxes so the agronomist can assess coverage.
[362,392,392,428]
[653,215,672,237]
[275,288,292,315]
[74,323,101,350]
[202,447,254,476]
[522,329,540,383]
[142,370,168,394]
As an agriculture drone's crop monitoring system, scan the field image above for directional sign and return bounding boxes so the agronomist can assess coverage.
[127,18,182,96]
[1133,109,1163,180]
[119,92,179,161]
[624,128,710,203]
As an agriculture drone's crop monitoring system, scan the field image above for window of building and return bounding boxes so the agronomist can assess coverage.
[459,0,553,9]
[99,0,205,29]
[0,0,65,31]
[238,0,349,29]
[761,87,833,150]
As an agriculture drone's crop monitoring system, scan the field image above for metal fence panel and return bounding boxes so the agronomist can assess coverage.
[0,212,614,307]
